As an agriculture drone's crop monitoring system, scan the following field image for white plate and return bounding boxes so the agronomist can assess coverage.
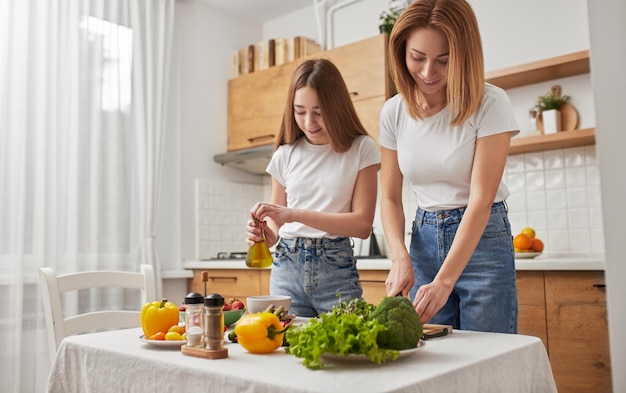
[320,340,425,362]
[515,252,542,259]
[139,335,186,348]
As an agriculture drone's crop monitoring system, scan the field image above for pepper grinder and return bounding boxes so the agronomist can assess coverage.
[203,293,228,359]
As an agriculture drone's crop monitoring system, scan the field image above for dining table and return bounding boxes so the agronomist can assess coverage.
[46,319,557,393]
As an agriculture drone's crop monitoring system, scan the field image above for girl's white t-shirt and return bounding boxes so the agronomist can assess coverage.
[378,83,520,211]
[266,135,381,239]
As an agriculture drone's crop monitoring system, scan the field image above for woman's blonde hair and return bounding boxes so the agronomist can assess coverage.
[275,58,369,152]
[388,0,484,125]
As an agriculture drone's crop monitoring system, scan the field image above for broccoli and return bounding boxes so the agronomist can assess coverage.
[370,296,423,350]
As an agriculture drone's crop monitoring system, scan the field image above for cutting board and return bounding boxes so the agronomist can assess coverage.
[423,324,453,339]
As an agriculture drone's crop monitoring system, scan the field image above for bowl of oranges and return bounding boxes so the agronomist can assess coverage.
[514,227,544,259]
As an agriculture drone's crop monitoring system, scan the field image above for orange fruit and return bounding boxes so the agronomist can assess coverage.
[531,238,544,252]
[513,233,532,250]
[520,227,536,239]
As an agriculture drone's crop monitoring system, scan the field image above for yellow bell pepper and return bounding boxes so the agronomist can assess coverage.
[234,312,289,354]
[141,298,180,338]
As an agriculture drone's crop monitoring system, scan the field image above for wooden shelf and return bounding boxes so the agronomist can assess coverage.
[509,128,595,155]
[486,50,590,89]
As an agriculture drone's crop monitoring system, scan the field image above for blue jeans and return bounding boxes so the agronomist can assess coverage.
[409,201,518,333]
[271,237,362,317]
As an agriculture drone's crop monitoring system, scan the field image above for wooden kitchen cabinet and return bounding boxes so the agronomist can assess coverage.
[545,271,611,393]
[516,271,548,347]
[227,61,300,151]
[188,269,271,305]
[227,34,392,151]
[357,270,388,304]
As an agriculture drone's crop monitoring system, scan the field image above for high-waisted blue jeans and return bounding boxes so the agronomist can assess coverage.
[409,201,518,333]
[271,237,362,317]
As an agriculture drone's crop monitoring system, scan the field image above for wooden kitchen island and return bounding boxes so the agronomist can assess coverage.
[184,253,610,393]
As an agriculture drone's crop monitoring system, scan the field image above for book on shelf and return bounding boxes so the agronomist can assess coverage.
[232,51,240,78]
[238,47,248,76]
[232,36,322,78]
[274,38,287,66]
[247,44,255,74]
[254,41,269,72]
[268,39,276,67]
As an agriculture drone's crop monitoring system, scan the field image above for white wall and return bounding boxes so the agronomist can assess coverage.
[170,1,267,266]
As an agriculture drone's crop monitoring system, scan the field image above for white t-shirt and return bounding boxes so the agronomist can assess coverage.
[378,83,520,211]
[266,135,381,239]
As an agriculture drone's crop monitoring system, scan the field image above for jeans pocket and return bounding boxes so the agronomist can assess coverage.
[481,209,511,239]
[320,239,354,268]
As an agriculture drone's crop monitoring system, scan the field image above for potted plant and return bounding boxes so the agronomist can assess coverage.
[379,9,400,35]
[535,85,570,134]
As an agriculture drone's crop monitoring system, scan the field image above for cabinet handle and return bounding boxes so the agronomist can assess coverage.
[593,283,606,289]
[248,134,275,143]
[349,91,359,97]
[211,277,238,282]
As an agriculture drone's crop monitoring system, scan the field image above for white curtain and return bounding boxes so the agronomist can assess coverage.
[0,0,175,391]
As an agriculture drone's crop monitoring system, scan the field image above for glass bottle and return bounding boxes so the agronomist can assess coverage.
[246,220,273,268]
[184,292,204,347]
[528,109,541,136]
[204,293,225,351]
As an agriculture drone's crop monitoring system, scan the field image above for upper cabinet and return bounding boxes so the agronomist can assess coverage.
[227,38,593,155]
[485,50,595,155]
[226,35,392,152]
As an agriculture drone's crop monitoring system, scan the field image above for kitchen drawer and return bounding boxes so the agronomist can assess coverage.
[189,269,262,301]
[358,270,387,305]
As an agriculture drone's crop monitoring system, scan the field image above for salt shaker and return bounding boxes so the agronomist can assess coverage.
[184,292,204,347]
[204,293,225,351]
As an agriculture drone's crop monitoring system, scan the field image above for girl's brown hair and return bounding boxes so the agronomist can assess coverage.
[275,58,369,153]
[388,0,484,125]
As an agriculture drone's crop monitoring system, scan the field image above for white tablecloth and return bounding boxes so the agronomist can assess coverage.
[47,325,557,393]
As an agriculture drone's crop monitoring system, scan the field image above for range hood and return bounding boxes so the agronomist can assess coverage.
[213,144,273,175]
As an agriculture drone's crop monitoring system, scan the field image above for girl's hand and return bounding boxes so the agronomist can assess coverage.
[412,279,453,324]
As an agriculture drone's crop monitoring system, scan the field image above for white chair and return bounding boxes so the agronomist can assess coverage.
[39,264,156,363]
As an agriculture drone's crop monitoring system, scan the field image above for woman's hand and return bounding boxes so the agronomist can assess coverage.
[385,256,415,298]
[412,279,454,324]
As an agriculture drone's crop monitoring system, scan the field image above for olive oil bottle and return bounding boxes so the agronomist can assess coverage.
[246,222,273,268]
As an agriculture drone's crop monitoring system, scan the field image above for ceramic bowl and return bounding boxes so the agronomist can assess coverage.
[246,295,292,314]
[224,309,246,327]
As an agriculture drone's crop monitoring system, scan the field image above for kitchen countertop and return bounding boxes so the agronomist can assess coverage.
[183,252,606,271]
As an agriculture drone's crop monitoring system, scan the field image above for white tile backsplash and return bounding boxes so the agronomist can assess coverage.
[196,145,605,259]
[195,179,267,260]
[505,145,604,254]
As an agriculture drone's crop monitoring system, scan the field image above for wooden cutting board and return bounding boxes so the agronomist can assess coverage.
[423,324,453,339]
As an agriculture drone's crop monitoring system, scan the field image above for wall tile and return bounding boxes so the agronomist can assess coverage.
[543,149,564,170]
